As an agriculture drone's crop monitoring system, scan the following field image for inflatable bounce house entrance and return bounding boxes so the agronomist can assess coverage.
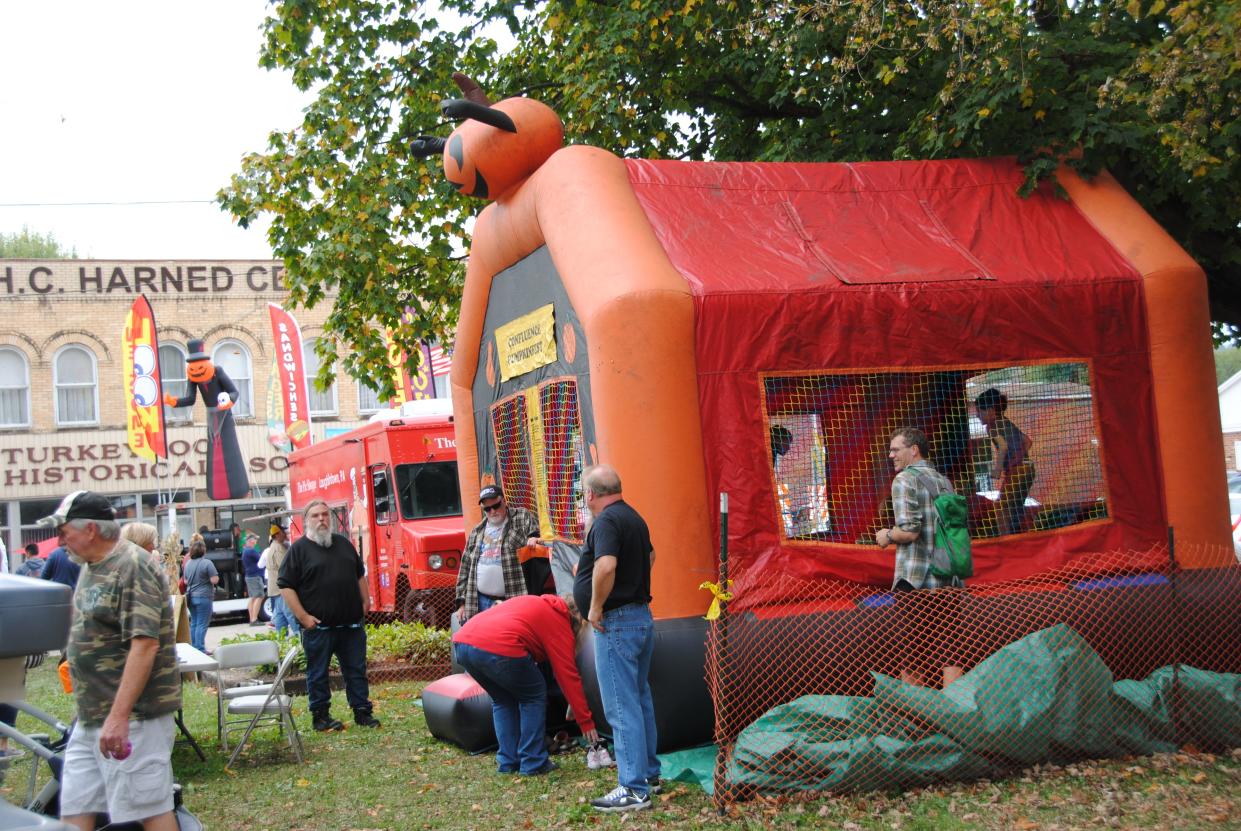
[433,83,1239,766]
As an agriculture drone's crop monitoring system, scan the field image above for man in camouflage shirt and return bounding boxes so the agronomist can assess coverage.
[874,428,964,689]
[39,491,180,831]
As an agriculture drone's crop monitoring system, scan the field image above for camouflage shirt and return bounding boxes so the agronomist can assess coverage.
[67,538,181,726]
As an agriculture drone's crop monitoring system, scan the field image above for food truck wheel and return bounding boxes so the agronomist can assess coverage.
[399,591,440,629]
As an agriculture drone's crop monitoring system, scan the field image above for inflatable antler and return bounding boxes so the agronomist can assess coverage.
[411,71,564,200]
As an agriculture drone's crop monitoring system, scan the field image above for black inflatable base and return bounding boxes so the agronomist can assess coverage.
[422,673,496,753]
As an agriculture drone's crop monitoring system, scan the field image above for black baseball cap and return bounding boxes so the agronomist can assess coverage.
[478,485,503,504]
[37,491,117,528]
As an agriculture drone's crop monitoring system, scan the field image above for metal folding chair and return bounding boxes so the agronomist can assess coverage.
[212,640,281,752]
[226,644,304,768]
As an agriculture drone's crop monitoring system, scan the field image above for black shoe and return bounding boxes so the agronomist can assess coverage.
[522,760,558,776]
[591,786,651,812]
[312,712,344,732]
[354,711,381,728]
[647,776,663,795]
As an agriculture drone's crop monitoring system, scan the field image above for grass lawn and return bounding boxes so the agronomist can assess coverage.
[4,661,1240,830]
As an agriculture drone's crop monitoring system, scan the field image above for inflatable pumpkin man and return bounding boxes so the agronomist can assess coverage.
[164,338,250,499]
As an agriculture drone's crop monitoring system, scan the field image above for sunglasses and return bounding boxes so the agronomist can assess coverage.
[482,501,504,513]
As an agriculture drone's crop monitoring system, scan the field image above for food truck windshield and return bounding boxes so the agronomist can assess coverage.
[396,461,462,520]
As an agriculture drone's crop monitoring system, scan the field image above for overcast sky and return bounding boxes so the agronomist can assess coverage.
[0,2,311,259]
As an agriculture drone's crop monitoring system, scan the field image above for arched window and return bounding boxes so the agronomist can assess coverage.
[304,338,338,416]
[358,381,384,414]
[211,339,253,418]
[159,343,192,423]
[0,347,31,428]
[54,344,99,426]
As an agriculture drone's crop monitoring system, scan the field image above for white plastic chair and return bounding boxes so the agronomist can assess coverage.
[226,644,304,768]
[212,640,281,751]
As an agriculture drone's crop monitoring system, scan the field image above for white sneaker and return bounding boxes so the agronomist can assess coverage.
[586,743,614,769]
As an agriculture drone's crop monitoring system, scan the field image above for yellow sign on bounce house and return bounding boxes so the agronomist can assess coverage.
[495,303,556,382]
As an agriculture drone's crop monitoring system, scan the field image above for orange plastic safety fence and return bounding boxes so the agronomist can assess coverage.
[707,545,1241,802]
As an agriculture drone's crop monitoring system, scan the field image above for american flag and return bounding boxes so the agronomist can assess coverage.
[429,344,452,377]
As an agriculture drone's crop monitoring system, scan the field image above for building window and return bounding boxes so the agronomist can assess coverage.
[54,344,99,426]
[304,338,338,416]
[0,347,31,428]
[159,343,192,423]
[358,381,384,414]
[211,339,253,418]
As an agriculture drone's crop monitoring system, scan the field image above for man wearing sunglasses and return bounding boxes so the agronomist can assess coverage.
[454,485,548,623]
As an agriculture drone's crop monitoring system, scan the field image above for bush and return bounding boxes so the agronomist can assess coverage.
[219,620,451,674]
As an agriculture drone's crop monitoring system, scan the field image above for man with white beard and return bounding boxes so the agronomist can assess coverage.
[454,485,547,624]
[278,499,379,732]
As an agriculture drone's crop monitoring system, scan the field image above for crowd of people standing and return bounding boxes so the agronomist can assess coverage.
[4,465,664,824]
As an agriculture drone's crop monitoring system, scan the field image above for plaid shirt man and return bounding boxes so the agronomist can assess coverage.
[456,506,541,620]
[891,460,955,590]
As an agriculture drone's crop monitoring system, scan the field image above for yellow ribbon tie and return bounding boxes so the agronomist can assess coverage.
[698,579,734,621]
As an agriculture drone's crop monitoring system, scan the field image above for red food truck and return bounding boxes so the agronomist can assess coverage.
[286,401,465,627]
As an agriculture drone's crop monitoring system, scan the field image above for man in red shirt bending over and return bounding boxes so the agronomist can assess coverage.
[452,594,599,775]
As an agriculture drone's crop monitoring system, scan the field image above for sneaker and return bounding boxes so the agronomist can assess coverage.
[353,711,381,728]
[523,759,559,776]
[590,785,651,813]
[586,744,615,770]
[647,776,663,795]
[248,620,265,626]
[312,712,344,732]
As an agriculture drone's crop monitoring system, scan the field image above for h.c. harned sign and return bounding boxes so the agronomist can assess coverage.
[0,261,290,296]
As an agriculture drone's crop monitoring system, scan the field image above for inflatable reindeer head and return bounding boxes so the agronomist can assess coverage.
[411,73,564,201]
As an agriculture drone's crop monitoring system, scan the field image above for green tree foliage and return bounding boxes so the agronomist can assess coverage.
[0,226,76,258]
[1215,346,1241,386]
[221,0,1241,394]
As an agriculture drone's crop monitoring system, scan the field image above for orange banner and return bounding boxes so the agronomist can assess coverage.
[122,295,167,461]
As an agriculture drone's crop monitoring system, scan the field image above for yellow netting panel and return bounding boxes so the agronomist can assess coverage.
[539,380,586,542]
[707,547,1241,803]
[490,393,535,510]
[489,379,586,543]
[764,362,1106,545]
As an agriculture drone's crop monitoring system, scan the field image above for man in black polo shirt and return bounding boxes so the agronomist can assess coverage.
[573,465,659,813]
[278,499,380,731]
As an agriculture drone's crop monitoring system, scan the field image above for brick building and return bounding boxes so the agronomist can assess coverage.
[0,258,443,561]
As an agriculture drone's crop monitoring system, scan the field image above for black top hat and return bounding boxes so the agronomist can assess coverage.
[186,339,210,361]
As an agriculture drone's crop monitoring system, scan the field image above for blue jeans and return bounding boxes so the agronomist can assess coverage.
[187,595,213,653]
[271,596,300,636]
[594,603,659,794]
[477,593,500,613]
[301,625,371,716]
[453,642,549,774]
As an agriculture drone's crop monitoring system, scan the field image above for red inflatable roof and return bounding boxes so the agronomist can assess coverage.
[626,157,1137,293]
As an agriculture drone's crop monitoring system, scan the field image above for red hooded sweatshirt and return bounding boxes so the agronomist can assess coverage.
[453,594,594,734]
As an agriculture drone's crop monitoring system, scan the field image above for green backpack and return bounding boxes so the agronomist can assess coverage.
[910,469,973,581]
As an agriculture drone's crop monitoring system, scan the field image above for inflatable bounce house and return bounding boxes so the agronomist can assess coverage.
[419,76,1239,767]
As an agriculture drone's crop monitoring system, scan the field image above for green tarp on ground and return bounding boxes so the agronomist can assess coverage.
[663,624,1241,795]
